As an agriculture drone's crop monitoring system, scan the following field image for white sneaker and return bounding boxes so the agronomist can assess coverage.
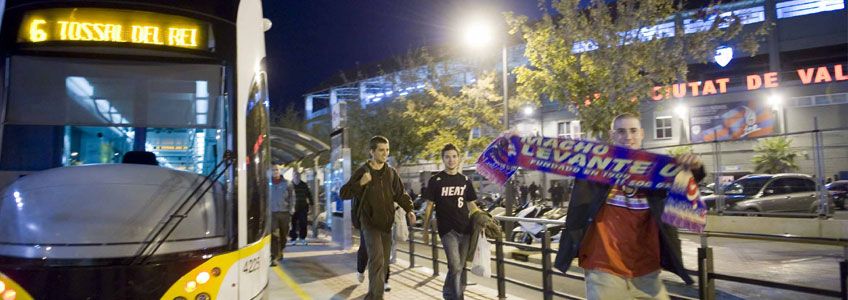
[356,272,365,283]
[286,240,297,246]
[384,283,391,291]
[298,239,307,246]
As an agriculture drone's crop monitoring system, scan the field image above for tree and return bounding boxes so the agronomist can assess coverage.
[506,0,769,141]
[346,98,429,166]
[270,103,330,167]
[271,104,307,131]
[752,136,799,174]
[666,145,694,157]
[406,71,526,163]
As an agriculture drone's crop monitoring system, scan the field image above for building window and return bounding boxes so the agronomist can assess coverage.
[655,116,672,140]
[788,92,848,107]
[557,121,582,139]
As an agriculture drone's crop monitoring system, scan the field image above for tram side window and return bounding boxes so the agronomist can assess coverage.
[246,72,271,244]
[0,56,226,175]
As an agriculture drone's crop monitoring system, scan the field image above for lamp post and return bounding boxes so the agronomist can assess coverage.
[461,20,509,130]
[463,19,514,236]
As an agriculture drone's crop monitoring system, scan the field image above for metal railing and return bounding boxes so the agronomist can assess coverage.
[396,215,848,300]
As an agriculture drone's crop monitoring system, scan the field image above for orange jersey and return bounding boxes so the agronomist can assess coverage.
[578,186,661,278]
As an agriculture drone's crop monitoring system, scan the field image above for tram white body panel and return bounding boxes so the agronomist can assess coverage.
[236,0,269,298]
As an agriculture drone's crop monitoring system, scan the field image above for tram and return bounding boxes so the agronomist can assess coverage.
[0,0,272,299]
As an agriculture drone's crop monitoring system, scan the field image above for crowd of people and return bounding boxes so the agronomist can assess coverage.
[266,113,705,300]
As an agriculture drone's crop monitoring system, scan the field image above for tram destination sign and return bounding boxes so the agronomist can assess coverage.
[18,8,210,50]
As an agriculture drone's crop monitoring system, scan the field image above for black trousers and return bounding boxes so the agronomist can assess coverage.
[290,209,308,240]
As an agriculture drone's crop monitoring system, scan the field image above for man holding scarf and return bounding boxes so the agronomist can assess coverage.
[554,113,704,300]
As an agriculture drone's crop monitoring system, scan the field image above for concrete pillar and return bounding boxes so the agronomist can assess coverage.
[305,95,314,120]
[312,156,321,238]
[359,82,368,108]
[765,0,781,72]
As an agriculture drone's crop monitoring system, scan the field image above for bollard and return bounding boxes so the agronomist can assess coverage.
[541,230,553,300]
[495,234,506,300]
[431,220,440,276]
[840,259,847,300]
[698,246,716,300]
[409,225,415,268]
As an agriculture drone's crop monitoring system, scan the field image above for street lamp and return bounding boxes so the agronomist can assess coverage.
[461,19,510,130]
[461,17,514,238]
[767,94,786,133]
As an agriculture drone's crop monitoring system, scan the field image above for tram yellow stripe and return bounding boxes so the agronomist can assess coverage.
[272,265,313,300]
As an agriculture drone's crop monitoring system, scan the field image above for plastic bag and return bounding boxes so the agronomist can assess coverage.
[393,205,409,242]
[471,233,491,278]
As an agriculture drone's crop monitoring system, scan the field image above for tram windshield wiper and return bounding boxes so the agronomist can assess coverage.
[131,150,235,265]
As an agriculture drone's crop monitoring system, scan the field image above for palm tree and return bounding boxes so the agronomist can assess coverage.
[752,136,799,174]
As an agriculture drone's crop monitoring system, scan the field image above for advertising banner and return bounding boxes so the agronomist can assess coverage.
[689,100,774,143]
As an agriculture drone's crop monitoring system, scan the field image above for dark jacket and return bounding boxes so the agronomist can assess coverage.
[340,163,413,232]
[293,181,313,211]
[553,167,705,284]
[466,210,501,263]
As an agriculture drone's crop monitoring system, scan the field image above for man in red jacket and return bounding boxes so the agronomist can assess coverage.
[554,113,704,300]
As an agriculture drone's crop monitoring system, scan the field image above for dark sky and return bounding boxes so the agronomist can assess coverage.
[261,0,543,114]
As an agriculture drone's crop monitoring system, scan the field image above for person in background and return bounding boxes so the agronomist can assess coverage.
[549,182,564,208]
[269,165,294,265]
[529,182,539,202]
[290,171,313,246]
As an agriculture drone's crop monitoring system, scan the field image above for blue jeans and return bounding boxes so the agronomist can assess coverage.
[441,230,470,300]
[584,269,669,300]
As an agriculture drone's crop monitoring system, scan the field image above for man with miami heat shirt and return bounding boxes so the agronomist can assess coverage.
[422,143,479,300]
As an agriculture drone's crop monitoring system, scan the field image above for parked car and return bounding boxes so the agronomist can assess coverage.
[699,182,716,196]
[826,180,848,210]
[703,173,834,215]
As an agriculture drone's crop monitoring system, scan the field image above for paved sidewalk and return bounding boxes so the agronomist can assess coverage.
[268,235,525,299]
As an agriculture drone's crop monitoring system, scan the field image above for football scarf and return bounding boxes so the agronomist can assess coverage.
[476,133,707,232]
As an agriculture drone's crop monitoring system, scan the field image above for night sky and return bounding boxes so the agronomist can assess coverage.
[261,0,543,114]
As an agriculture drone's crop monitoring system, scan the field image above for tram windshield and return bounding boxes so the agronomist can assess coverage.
[1,56,226,174]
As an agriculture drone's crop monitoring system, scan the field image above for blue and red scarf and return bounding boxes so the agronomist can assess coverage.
[476,133,707,233]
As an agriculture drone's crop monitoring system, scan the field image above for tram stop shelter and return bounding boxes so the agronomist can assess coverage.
[269,127,329,240]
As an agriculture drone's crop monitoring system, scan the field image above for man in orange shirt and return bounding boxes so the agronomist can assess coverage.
[554,113,704,299]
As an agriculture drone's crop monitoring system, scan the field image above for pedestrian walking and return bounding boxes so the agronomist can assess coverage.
[548,182,564,208]
[528,182,539,202]
[290,171,313,246]
[270,165,294,265]
[340,136,415,300]
[519,184,528,206]
[554,113,705,300]
[421,143,479,300]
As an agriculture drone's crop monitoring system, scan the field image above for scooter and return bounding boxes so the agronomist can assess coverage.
[509,199,552,249]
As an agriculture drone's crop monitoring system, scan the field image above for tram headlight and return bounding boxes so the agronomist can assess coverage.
[184,281,197,293]
[0,280,5,292]
[211,267,221,277]
[196,272,210,285]
[1,290,15,300]
[195,292,211,300]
